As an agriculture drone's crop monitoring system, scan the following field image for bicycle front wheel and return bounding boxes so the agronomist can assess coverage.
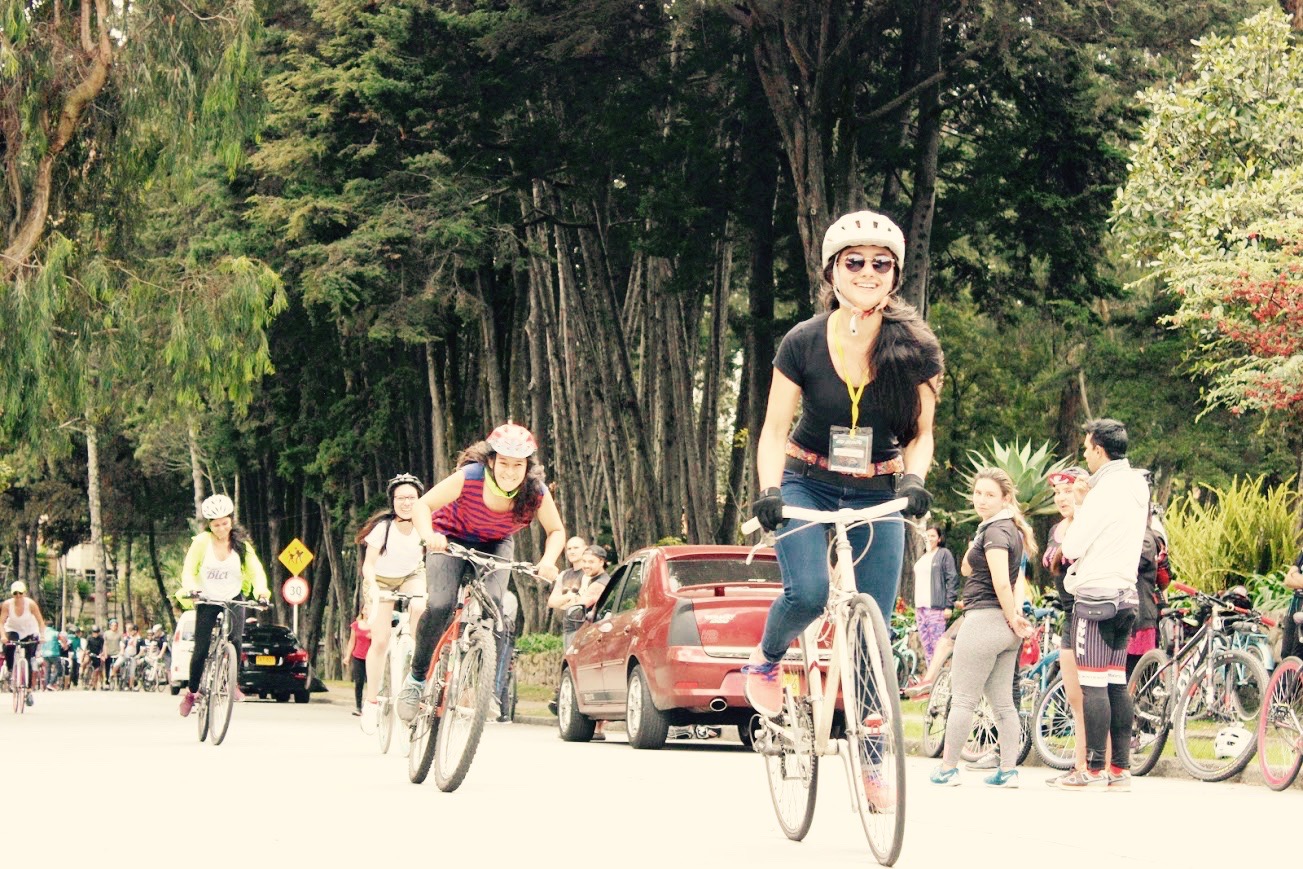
[433,628,496,792]
[378,647,395,755]
[960,698,998,763]
[843,593,905,866]
[1173,649,1267,781]
[1258,656,1303,791]
[918,668,951,759]
[1032,676,1077,770]
[208,642,238,746]
[13,656,28,714]
[407,669,440,784]
[196,660,212,743]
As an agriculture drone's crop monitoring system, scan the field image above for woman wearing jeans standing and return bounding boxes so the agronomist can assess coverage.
[744,210,943,811]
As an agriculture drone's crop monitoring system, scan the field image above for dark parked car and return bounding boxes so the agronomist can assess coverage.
[239,624,312,703]
[557,545,785,749]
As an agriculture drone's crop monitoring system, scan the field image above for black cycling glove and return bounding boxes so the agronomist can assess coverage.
[752,487,786,532]
[897,473,932,518]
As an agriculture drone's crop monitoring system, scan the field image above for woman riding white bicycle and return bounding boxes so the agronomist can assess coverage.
[2,581,44,707]
[176,494,271,717]
[745,210,942,810]
[355,472,429,734]
[396,423,565,722]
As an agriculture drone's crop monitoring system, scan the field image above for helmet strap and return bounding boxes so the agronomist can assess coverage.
[833,287,890,336]
[484,465,520,500]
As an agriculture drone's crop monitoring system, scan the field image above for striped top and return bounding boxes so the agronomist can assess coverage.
[432,463,538,543]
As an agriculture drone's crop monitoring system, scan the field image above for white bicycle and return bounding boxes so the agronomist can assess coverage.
[376,592,425,755]
[743,498,910,866]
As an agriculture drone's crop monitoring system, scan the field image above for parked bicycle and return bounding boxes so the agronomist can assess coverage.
[890,613,919,696]
[743,498,909,867]
[1258,610,1303,790]
[407,543,541,792]
[190,595,268,746]
[1128,581,1269,781]
[376,591,425,755]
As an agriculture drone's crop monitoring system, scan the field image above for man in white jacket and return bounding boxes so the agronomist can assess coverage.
[1056,418,1149,790]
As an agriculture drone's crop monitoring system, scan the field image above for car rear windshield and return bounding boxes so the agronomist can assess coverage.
[669,558,781,588]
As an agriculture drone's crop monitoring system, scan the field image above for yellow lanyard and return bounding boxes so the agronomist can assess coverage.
[830,310,867,432]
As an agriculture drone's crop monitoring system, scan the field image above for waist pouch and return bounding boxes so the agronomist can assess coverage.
[1074,590,1134,622]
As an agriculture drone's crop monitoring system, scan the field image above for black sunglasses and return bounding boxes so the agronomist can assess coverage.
[842,253,896,275]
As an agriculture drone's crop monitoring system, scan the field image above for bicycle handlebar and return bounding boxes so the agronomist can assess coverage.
[443,542,545,579]
[189,595,270,611]
[741,497,910,536]
[1167,581,1271,625]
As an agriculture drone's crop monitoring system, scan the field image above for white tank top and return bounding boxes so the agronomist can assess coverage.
[4,597,39,638]
[200,546,244,601]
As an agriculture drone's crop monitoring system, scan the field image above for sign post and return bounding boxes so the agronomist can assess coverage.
[277,539,315,635]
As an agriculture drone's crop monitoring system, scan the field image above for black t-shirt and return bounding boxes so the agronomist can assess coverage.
[773,312,943,462]
[961,518,1025,611]
[86,635,104,655]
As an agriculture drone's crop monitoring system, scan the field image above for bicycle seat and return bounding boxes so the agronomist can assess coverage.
[1031,607,1058,620]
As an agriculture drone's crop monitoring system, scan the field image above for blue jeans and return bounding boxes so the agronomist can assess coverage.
[759,471,904,662]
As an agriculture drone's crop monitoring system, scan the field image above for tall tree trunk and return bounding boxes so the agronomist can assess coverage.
[147,521,175,633]
[425,341,451,479]
[901,0,942,315]
[85,421,109,627]
[122,534,134,626]
[188,422,205,520]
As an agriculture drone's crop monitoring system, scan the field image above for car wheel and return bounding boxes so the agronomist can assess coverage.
[293,690,310,704]
[557,668,596,742]
[626,665,669,750]
[738,715,762,750]
[169,685,181,696]
[274,693,290,703]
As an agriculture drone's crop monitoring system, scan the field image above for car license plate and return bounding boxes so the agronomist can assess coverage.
[782,670,802,695]
[255,655,276,666]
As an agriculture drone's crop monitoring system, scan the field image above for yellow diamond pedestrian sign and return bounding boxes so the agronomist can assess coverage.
[278,538,314,576]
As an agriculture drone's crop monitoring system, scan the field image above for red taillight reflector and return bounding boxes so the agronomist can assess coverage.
[285,650,308,664]
[674,681,699,691]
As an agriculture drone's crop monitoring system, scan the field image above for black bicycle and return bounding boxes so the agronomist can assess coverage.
[190,596,268,746]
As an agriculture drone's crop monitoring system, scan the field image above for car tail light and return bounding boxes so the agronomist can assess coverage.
[667,599,701,646]
[285,649,308,665]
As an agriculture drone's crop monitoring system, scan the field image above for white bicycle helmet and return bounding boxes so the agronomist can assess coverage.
[821,210,906,265]
[201,493,235,520]
[385,472,425,500]
[487,422,538,459]
[1213,726,1251,758]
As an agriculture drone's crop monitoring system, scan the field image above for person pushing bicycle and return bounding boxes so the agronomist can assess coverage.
[176,494,271,717]
[396,423,565,722]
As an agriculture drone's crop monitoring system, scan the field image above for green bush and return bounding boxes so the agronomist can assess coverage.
[515,632,563,655]
[1164,475,1300,593]
[1246,570,1294,614]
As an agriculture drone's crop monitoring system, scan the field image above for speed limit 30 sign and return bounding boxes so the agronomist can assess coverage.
[282,576,310,606]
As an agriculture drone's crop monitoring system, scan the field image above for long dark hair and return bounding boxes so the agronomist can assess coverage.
[223,524,253,565]
[456,440,546,525]
[818,268,944,446]
[354,509,396,552]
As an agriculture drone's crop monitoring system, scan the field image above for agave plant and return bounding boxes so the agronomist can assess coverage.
[953,438,1072,524]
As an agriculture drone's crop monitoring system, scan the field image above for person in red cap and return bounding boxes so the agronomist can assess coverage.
[396,423,565,722]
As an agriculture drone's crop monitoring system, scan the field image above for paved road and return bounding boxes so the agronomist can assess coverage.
[16,690,1296,865]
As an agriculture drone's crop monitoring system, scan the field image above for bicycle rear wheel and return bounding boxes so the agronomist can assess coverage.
[843,593,905,866]
[505,669,518,722]
[918,668,950,758]
[1032,676,1077,770]
[1173,649,1267,781]
[196,660,212,743]
[407,667,440,784]
[433,627,495,792]
[1258,656,1303,791]
[761,689,817,841]
[208,642,238,746]
[1128,649,1170,776]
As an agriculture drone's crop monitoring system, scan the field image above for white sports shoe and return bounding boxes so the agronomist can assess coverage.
[360,700,379,734]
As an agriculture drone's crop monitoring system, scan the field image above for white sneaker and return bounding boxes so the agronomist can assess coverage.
[360,700,379,734]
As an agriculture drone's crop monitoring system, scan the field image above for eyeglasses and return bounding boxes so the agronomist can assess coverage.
[394,496,419,503]
[842,253,896,275]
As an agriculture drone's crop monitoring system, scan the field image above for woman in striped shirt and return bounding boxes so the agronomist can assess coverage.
[396,423,565,720]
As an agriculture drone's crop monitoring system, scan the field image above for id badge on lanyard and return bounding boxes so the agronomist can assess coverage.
[828,426,873,475]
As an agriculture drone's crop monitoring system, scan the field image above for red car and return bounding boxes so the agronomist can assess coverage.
[556,544,783,749]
